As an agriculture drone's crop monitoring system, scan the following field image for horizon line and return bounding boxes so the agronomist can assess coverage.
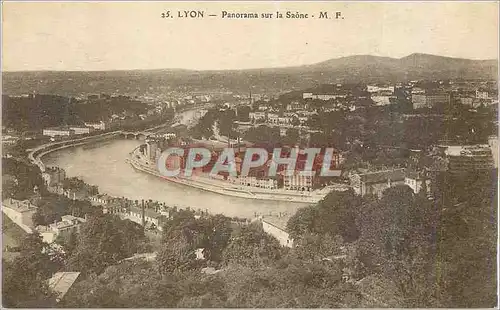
[3,52,498,73]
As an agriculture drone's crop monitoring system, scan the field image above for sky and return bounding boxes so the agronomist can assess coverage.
[2,1,499,71]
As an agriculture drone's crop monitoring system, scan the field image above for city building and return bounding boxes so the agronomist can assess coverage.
[459,97,474,107]
[2,198,37,233]
[249,112,266,122]
[411,91,450,109]
[37,215,86,243]
[145,138,159,162]
[441,145,494,174]
[404,171,430,194]
[371,95,395,106]
[229,175,278,189]
[42,167,66,188]
[42,127,75,137]
[476,89,489,99]
[69,126,92,135]
[303,93,347,100]
[367,85,395,93]
[89,194,114,206]
[125,206,163,230]
[349,169,406,197]
[279,128,287,137]
[286,101,306,111]
[267,114,293,125]
[280,171,315,191]
[488,136,498,168]
[163,132,176,140]
[84,121,106,131]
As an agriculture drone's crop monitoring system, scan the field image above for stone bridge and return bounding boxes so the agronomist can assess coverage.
[119,131,151,140]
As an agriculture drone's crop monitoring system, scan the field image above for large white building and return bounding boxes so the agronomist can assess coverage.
[412,92,450,109]
[249,112,266,122]
[303,93,347,100]
[43,128,75,137]
[367,85,395,93]
[476,89,489,99]
[267,114,293,125]
[70,126,92,135]
[371,95,394,106]
[228,175,278,189]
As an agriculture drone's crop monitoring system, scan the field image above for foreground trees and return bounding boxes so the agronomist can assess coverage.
[2,234,57,307]
[15,170,495,308]
[65,215,149,275]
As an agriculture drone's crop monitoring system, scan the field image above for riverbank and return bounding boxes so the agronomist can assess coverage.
[127,153,334,204]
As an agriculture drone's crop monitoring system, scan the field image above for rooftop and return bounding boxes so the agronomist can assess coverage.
[2,199,36,213]
[259,214,292,231]
[48,272,81,301]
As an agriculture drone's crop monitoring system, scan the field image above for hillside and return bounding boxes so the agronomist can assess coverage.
[2,54,497,95]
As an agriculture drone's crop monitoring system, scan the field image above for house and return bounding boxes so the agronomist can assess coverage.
[404,170,430,194]
[349,169,406,197]
[2,198,37,233]
[63,189,89,201]
[163,132,176,140]
[89,194,114,205]
[286,101,305,111]
[476,89,489,99]
[37,215,86,243]
[124,206,164,230]
[195,248,206,260]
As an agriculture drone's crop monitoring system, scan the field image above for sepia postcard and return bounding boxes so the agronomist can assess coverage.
[1,1,499,308]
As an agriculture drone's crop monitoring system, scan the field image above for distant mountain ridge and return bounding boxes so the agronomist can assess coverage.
[2,53,497,96]
[299,53,497,80]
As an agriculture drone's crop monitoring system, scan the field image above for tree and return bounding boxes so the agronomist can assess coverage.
[2,157,44,200]
[2,233,57,307]
[33,194,101,226]
[244,125,281,145]
[66,215,148,275]
[287,189,361,242]
[222,223,283,267]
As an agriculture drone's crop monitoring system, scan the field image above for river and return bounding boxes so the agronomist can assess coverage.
[42,138,308,219]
